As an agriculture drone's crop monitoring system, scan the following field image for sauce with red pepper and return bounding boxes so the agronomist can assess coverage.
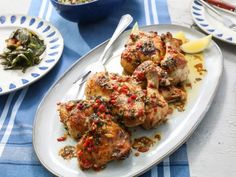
[57,133,68,142]
[132,136,154,153]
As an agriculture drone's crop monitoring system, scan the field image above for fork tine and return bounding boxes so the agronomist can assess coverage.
[230,24,236,31]
[73,70,91,84]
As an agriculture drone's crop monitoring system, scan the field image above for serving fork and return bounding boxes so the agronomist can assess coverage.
[197,0,236,32]
[62,14,133,101]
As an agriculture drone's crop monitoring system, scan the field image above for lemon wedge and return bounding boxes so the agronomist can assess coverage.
[131,22,139,34]
[174,31,187,43]
[180,34,212,54]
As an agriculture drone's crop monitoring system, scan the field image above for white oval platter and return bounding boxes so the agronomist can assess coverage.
[33,24,223,177]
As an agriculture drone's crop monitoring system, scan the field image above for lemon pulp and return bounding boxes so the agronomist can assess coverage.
[174,31,188,43]
[180,34,212,54]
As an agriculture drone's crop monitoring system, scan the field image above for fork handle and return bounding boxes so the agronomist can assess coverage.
[206,0,236,12]
[99,14,133,65]
[198,0,222,17]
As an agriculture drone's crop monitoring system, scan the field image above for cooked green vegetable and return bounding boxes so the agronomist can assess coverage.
[0,28,46,72]
[58,0,93,5]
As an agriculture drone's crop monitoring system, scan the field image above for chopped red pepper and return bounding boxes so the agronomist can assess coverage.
[65,104,73,111]
[136,42,142,48]
[138,109,144,116]
[93,103,98,109]
[98,104,106,112]
[148,83,155,88]
[110,99,116,104]
[83,138,93,148]
[154,107,158,112]
[127,97,132,103]
[96,99,101,104]
[57,136,66,142]
[113,85,118,90]
[77,150,83,157]
[130,94,137,100]
[111,75,117,80]
[77,103,84,110]
[119,85,129,94]
[136,72,145,80]
[82,158,92,169]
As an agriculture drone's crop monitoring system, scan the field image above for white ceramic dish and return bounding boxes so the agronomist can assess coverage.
[191,0,236,45]
[0,14,63,95]
[33,24,223,177]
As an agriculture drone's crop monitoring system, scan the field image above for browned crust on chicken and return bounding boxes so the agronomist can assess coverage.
[58,99,113,139]
[121,31,165,74]
[159,86,187,103]
[85,72,146,127]
[77,119,131,170]
[133,61,169,129]
[160,32,189,85]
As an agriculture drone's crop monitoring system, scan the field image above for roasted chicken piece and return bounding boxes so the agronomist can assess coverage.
[159,86,187,103]
[85,72,146,127]
[58,99,113,139]
[133,61,169,129]
[77,118,131,170]
[160,32,189,85]
[121,31,165,74]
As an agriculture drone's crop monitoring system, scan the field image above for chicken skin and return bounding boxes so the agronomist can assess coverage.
[58,99,113,139]
[77,118,131,170]
[121,31,165,74]
[85,72,146,127]
[159,86,187,103]
[160,32,189,85]
[133,61,169,129]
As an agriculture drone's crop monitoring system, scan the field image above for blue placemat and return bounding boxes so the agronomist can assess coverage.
[0,0,190,177]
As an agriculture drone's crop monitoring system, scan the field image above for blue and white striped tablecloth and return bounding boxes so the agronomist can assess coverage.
[0,0,190,176]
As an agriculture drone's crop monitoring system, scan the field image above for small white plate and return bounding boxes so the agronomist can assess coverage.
[0,14,63,95]
[191,0,236,45]
[33,24,223,177]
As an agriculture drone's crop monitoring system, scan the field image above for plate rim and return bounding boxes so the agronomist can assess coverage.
[32,24,223,177]
[0,14,64,95]
[191,0,236,45]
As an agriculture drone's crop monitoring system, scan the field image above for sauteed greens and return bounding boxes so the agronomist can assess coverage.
[0,28,46,72]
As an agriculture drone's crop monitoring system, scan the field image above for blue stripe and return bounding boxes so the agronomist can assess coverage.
[169,144,190,177]
[0,91,21,141]
[0,164,53,177]
[148,0,154,24]
[28,0,44,16]
[0,95,8,116]
[140,168,152,177]
[156,0,171,24]
[3,142,32,145]
[158,162,164,177]
[43,0,50,19]
[0,162,41,166]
